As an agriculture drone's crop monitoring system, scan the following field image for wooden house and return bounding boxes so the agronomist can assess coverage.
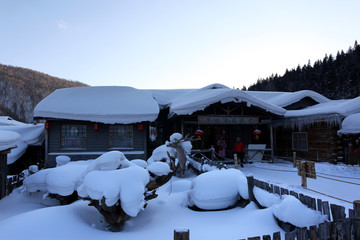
[34,84,360,167]
[34,86,159,167]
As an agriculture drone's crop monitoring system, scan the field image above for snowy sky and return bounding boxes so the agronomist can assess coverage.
[1,0,359,89]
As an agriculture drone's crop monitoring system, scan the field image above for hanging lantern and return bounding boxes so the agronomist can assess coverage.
[138,123,144,131]
[93,123,99,131]
[252,129,262,140]
[195,129,204,139]
[45,122,50,130]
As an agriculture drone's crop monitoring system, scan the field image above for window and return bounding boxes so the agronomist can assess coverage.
[292,132,308,151]
[61,125,86,149]
[109,125,133,149]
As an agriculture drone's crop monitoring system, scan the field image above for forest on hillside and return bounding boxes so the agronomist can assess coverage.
[0,64,87,122]
[248,41,360,100]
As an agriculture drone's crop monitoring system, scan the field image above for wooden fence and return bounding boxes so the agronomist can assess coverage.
[245,176,360,240]
[6,174,24,196]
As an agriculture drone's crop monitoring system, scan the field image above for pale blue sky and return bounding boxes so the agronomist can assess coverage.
[1,0,359,89]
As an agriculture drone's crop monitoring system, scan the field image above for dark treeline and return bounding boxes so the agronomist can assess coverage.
[248,41,360,99]
[0,64,87,122]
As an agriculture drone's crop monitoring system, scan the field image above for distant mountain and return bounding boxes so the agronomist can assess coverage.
[248,41,360,100]
[0,64,88,122]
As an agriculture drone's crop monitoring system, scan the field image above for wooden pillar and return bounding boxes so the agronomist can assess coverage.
[0,150,8,199]
[301,161,307,188]
[174,229,189,240]
[269,119,274,162]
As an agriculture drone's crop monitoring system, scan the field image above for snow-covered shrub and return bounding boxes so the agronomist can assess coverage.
[146,162,172,177]
[147,144,176,164]
[77,164,150,217]
[130,159,148,168]
[187,169,248,210]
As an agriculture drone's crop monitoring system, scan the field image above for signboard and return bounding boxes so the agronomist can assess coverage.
[198,116,259,125]
[296,160,316,179]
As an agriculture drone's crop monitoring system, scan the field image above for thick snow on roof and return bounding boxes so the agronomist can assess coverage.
[338,113,360,135]
[168,87,286,116]
[0,116,27,126]
[246,90,330,108]
[34,86,160,124]
[285,96,360,118]
[0,130,20,152]
[0,124,44,164]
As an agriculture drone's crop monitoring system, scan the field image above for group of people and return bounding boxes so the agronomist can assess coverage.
[216,136,245,168]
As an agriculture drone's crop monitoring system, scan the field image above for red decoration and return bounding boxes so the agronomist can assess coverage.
[252,129,262,140]
[93,123,99,131]
[195,129,204,139]
[45,122,50,130]
[138,123,144,131]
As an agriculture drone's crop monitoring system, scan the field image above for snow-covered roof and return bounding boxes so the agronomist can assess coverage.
[246,90,330,108]
[0,116,27,126]
[285,97,360,118]
[0,130,20,152]
[166,86,286,116]
[0,124,44,164]
[34,86,160,124]
[338,113,360,135]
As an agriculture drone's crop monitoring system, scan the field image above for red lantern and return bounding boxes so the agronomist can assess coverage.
[195,129,204,139]
[252,129,262,140]
[45,122,50,130]
[93,123,99,131]
[138,123,144,131]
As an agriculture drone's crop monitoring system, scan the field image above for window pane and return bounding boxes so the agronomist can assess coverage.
[61,125,86,148]
[109,125,133,149]
[292,132,307,151]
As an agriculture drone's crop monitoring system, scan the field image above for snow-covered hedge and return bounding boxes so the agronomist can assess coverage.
[187,169,248,210]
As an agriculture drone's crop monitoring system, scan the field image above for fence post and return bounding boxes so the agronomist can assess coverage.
[354,200,360,217]
[174,229,189,240]
[301,162,307,188]
[293,152,296,167]
[247,176,255,202]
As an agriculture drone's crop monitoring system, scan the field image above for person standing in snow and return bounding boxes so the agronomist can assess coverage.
[217,136,227,159]
[348,137,360,166]
[233,137,245,168]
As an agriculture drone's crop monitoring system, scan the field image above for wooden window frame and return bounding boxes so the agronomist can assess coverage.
[109,125,134,149]
[292,132,308,151]
[60,124,87,149]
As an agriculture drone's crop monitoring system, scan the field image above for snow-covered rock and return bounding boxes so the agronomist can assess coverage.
[188,169,248,210]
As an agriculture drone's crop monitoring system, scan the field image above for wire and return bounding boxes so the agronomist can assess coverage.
[247,164,298,173]
[304,187,353,204]
[316,171,360,181]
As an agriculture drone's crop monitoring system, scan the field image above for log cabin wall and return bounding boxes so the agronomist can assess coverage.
[275,121,341,163]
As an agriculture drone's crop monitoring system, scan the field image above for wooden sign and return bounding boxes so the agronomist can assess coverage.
[198,116,259,125]
[297,160,316,180]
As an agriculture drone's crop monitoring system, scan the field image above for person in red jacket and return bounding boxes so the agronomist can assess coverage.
[233,137,245,168]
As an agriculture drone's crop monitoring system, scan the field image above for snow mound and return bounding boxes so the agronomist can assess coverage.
[147,162,172,176]
[170,133,183,142]
[272,195,327,227]
[147,144,176,164]
[56,155,71,167]
[188,169,248,210]
[253,187,281,208]
[130,159,148,168]
[24,161,90,196]
[77,165,150,217]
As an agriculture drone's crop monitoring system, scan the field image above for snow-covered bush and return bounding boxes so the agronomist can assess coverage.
[56,155,71,167]
[187,169,248,210]
[23,150,174,229]
[253,186,281,208]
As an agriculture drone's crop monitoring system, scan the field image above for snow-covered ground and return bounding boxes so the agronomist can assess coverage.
[0,157,359,240]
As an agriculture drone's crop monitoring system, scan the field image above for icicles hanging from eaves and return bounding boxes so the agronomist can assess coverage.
[272,114,342,131]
